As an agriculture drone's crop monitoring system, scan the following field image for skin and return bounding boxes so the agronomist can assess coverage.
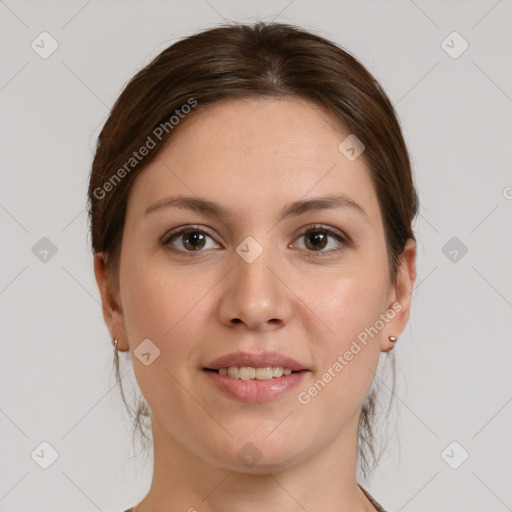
[94,97,416,512]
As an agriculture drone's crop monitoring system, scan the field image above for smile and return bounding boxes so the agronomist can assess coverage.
[208,366,294,380]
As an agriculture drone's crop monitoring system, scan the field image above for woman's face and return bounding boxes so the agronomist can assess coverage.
[97,97,415,472]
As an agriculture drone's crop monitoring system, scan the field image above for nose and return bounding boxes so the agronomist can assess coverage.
[217,243,293,332]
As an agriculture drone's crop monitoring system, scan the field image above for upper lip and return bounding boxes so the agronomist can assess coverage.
[204,351,309,371]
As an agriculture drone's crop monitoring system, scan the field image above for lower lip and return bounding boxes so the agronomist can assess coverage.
[203,369,308,403]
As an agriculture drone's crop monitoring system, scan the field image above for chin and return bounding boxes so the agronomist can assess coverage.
[203,435,308,474]
[218,452,302,475]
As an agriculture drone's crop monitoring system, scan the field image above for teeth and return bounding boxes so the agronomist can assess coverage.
[255,367,272,380]
[239,367,256,380]
[217,366,295,380]
[272,367,284,377]
[226,367,238,378]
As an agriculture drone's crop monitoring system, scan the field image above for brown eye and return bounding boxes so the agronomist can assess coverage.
[163,227,219,253]
[294,226,348,255]
[304,231,328,251]
[181,231,207,250]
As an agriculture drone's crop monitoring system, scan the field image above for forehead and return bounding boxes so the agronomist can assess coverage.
[125,97,381,225]
[164,96,348,166]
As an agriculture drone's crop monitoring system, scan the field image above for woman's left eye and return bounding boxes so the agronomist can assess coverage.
[161,224,348,255]
[292,225,348,254]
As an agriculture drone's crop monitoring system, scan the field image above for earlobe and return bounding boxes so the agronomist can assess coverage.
[381,238,417,352]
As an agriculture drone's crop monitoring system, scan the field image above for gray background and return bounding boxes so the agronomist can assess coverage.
[1,0,511,511]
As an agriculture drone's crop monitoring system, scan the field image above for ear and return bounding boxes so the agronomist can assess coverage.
[381,238,417,352]
[93,252,129,351]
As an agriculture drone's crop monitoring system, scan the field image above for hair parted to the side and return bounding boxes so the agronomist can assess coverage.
[88,21,418,479]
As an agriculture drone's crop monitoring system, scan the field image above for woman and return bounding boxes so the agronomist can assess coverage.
[89,21,417,512]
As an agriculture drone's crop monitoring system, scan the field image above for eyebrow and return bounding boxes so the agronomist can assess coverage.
[144,193,368,222]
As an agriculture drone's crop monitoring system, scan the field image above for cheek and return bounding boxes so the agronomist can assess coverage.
[119,255,203,412]
[119,250,216,379]
[306,263,390,356]
[296,257,389,410]
[120,245,197,340]
[294,271,387,428]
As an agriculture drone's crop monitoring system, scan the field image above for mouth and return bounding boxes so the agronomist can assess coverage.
[202,351,310,402]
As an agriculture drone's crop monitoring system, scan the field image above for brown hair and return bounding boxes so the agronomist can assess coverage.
[88,21,418,478]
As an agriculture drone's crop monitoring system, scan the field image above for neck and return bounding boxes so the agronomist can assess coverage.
[131,410,376,512]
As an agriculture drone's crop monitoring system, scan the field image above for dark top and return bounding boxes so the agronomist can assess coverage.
[123,483,389,512]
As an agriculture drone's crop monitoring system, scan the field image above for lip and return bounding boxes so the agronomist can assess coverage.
[203,351,310,403]
[204,351,308,371]
[203,369,308,403]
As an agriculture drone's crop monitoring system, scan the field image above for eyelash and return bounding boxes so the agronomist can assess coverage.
[161,224,350,257]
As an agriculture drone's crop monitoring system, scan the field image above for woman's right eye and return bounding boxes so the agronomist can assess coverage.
[162,227,220,253]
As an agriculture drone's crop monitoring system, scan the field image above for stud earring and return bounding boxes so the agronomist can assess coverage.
[383,335,397,352]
